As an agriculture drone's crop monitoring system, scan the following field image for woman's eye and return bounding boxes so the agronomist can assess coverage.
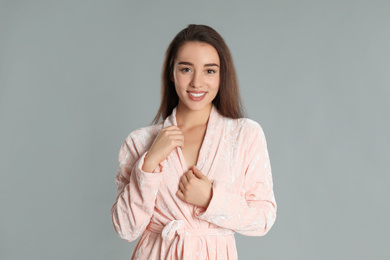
[207,69,216,74]
[181,68,191,73]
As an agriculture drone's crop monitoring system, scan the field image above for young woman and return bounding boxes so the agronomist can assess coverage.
[111,24,277,259]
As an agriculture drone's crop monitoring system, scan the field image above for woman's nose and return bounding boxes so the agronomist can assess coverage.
[190,71,203,88]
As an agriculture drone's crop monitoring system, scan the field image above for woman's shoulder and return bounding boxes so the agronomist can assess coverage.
[124,122,163,147]
[222,117,267,151]
[129,123,162,137]
[223,116,264,136]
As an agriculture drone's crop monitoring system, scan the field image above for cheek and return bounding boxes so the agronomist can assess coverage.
[211,77,220,91]
[175,75,189,88]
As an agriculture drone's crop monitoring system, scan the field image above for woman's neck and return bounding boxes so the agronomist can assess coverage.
[176,103,212,130]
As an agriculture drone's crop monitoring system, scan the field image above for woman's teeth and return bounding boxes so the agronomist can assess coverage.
[188,92,206,97]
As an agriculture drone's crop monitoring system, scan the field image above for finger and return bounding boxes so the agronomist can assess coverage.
[176,189,184,200]
[164,126,182,132]
[165,130,183,136]
[192,166,206,180]
[170,134,184,141]
[173,136,185,148]
[169,132,184,139]
[170,139,184,148]
[181,174,189,185]
[163,133,183,141]
[179,182,185,193]
[186,170,195,180]
[165,125,180,129]
[160,128,181,136]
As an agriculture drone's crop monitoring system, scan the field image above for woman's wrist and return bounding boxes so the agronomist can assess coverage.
[142,152,161,173]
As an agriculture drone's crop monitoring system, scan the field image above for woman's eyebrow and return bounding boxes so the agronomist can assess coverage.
[178,61,219,67]
[204,63,219,67]
[178,61,193,66]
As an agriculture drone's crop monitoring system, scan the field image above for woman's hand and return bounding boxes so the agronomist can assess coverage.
[143,126,184,173]
[176,166,213,208]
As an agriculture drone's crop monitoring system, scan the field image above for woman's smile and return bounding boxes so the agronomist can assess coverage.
[187,91,207,101]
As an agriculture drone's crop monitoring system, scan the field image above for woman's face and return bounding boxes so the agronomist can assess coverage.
[172,41,220,113]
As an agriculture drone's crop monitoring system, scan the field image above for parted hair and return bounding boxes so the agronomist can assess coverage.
[152,24,245,124]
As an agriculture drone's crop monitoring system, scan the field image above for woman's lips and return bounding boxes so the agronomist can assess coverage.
[187,91,206,101]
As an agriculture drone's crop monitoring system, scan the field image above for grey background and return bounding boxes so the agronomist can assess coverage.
[0,0,389,259]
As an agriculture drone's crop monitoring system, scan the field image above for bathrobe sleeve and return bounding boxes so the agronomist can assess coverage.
[111,134,164,242]
[195,122,277,236]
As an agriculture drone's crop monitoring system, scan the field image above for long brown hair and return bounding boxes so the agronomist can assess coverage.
[152,24,245,124]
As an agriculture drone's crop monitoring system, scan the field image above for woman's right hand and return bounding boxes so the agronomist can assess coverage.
[142,126,184,172]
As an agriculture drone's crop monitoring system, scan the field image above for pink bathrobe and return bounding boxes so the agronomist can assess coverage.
[111,106,277,259]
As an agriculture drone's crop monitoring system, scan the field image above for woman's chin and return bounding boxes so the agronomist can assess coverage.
[179,100,212,112]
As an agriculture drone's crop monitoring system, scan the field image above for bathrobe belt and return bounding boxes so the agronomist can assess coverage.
[147,220,234,242]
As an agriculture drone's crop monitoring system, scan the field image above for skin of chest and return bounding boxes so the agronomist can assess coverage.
[180,124,207,169]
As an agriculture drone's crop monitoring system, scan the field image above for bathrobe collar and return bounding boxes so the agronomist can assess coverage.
[162,105,220,129]
[162,105,222,171]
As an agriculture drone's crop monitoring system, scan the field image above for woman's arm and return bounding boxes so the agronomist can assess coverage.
[110,136,164,242]
[194,123,277,236]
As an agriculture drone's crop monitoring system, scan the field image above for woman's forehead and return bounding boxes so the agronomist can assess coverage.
[176,42,220,65]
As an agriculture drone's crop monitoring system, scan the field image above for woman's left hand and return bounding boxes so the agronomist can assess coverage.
[176,166,213,208]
